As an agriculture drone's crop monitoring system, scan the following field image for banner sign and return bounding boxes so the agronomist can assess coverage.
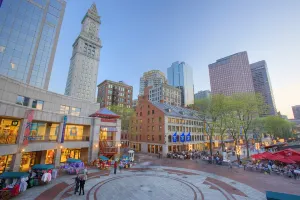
[186,132,191,142]
[180,132,185,142]
[23,110,34,146]
[61,115,67,143]
[172,132,177,143]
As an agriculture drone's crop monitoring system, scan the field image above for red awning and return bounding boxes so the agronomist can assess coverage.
[251,153,263,160]
[289,155,300,162]
[261,152,273,159]
[265,154,284,161]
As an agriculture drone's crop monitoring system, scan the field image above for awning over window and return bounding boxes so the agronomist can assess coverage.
[100,126,118,132]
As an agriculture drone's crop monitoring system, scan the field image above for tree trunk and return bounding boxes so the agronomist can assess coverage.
[245,133,250,158]
[221,133,224,152]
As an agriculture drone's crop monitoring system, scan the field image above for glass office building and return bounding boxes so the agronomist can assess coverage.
[167,61,194,106]
[0,0,66,89]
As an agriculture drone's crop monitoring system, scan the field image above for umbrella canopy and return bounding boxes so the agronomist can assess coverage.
[99,156,109,161]
[276,157,296,164]
[261,152,273,159]
[251,153,263,160]
[266,154,284,161]
[32,164,54,170]
[289,155,300,162]
[273,148,300,157]
[0,172,29,179]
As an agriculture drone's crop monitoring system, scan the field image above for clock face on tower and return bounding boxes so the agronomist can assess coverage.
[89,22,96,35]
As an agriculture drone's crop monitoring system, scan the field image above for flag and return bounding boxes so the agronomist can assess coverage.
[172,132,177,142]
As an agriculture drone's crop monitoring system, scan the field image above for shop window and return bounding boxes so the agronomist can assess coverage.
[45,150,55,164]
[16,95,30,106]
[65,125,84,140]
[70,107,81,116]
[20,151,42,172]
[29,122,46,141]
[60,148,81,163]
[60,105,70,114]
[32,99,44,110]
[0,119,19,144]
[0,155,13,173]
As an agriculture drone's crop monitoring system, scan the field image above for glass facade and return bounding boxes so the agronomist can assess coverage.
[0,0,65,89]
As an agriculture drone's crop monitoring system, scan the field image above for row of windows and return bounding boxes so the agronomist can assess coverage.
[130,134,162,142]
[167,118,203,126]
[168,125,203,133]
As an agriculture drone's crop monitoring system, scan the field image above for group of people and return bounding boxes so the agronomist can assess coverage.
[74,167,88,196]
[166,150,207,160]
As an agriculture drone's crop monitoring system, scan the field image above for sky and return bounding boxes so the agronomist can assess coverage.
[49,0,300,119]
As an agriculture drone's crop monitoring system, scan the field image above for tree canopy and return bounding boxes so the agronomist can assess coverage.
[108,105,134,131]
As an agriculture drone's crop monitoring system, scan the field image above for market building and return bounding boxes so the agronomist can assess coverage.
[129,89,222,156]
[0,75,121,173]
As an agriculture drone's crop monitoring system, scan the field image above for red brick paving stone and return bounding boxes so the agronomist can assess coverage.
[206,177,247,197]
[151,159,300,195]
[35,182,69,200]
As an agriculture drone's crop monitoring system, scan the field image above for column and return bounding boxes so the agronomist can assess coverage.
[11,153,22,172]
[40,150,47,164]
[88,118,100,163]
[54,149,62,168]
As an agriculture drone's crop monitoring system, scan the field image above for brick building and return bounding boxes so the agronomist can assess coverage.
[97,80,133,108]
[129,90,212,156]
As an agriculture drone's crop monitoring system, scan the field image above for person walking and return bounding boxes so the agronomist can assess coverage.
[114,160,118,174]
[79,177,85,195]
[74,175,80,195]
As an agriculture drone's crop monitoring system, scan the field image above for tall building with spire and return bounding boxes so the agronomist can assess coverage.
[65,3,102,102]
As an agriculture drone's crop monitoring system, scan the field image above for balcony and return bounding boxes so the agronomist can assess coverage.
[64,135,90,141]
[28,135,57,142]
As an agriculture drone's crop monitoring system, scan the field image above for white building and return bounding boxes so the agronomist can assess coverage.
[65,3,102,102]
[0,75,121,173]
[139,70,167,96]
[148,84,181,106]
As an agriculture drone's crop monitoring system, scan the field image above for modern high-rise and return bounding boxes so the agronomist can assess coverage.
[292,105,300,120]
[65,3,101,102]
[0,0,66,89]
[97,80,133,108]
[209,52,255,96]
[139,70,167,96]
[147,84,181,106]
[167,61,194,106]
[250,60,276,115]
[195,90,211,100]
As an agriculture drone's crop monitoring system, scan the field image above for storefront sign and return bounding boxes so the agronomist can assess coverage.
[172,132,177,143]
[180,132,185,142]
[23,110,34,146]
[61,115,67,143]
[186,132,191,142]
[11,121,19,126]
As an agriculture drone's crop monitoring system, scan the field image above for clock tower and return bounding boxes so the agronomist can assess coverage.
[65,3,102,102]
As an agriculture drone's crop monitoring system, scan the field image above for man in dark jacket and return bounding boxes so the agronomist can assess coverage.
[114,160,118,174]
[74,175,80,194]
[79,177,85,195]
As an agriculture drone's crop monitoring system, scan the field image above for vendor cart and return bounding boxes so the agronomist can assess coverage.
[30,164,54,186]
[61,159,84,175]
[0,172,29,200]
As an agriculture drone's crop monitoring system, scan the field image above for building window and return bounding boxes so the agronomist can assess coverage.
[16,95,30,106]
[152,118,154,123]
[159,135,162,141]
[159,117,162,123]
[152,135,154,141]
[152,126,154,131]
[168,125,171,131]
[152,110,154,114]
[70,107,81,116]
[140,112,142,116]
[148,111,150,115]
[32,100,44,110]
[60,105,70,114]
[147,135,150,141]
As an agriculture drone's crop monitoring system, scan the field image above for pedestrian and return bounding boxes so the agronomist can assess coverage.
[228,160,232,170]
[74,175,80,195]
[79,177,85,195]
[114,160,118,174]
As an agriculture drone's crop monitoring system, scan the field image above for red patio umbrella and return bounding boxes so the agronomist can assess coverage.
[265,154,284,161]
[276,157,296,164]
[251,153,263,160]
[289,155,300,162]
[261,152,273,159]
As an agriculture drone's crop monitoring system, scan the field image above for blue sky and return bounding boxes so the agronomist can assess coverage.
[49,0,300,118]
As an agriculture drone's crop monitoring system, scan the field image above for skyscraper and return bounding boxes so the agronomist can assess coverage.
[292,105,300,120]
[0,0,66,89]
[167,61,194,106]
[250,60,276,115]
[65,3,101,102]
[195,90,211,100]
[209,52,255,96]
[139,70,167,96]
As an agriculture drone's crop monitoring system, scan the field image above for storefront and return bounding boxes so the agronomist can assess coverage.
[45,150,55,164]
[0,154,13,174]
[147,144,162,154]
[20,151,42,172]
[130,143,141,152]
[0,118,20,144]
[60,148,81,163]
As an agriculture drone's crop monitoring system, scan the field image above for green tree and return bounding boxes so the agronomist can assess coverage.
[108,105,134,131]
[263,115,294,140]
[229,93,267,158]
[194,94,227,158]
